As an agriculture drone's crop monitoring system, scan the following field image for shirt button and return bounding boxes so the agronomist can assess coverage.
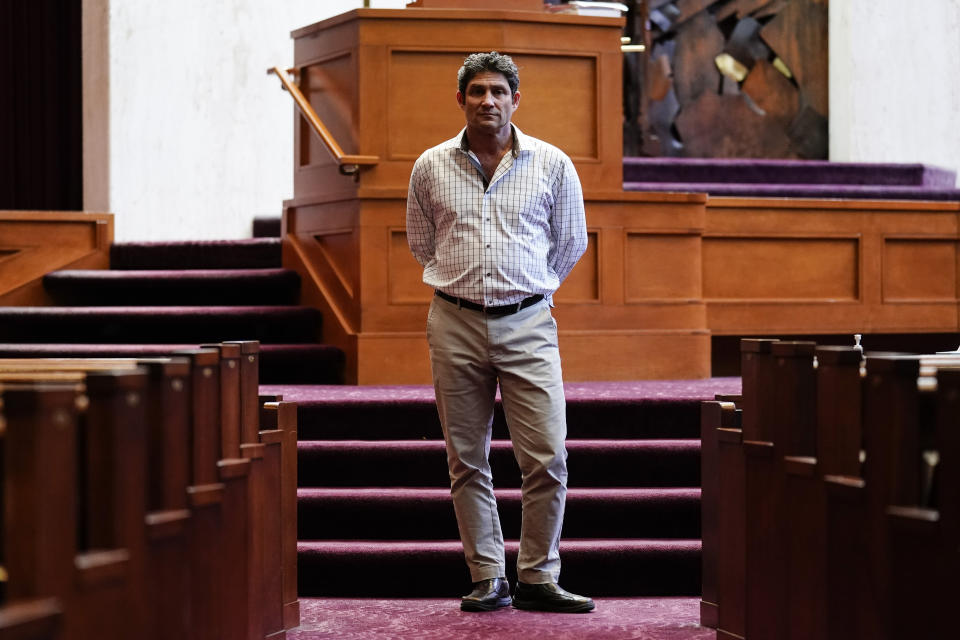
[485,273,491,277]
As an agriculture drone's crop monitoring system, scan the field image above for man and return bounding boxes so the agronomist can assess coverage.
[406,51,593,613]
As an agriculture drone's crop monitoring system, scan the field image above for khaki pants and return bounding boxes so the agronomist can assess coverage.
[426,295,568,584]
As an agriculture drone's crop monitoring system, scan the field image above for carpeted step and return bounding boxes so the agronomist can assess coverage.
[256,345,345,384]
[297,539,701,597]
[261,379,741,440]
[252,216,282,238]
[110,238,282,270]
[0,306,320,343]
[298,439,700,488]
[0,342,345,384]
[43,268,300,306]
[286,378,740,598]
[291,597,711,640]
[297,487,701,540]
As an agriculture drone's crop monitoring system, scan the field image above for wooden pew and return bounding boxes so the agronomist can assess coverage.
[208,342,287,640]
[261,399,299,633]
[1,371,149,640]
[713,338,779,640]
[824,354,954,639]
[699,397,739,629]
[0,359,193,640]
[1,382,79,640]
[0,597,63,640]
[884,364,959,638]
[778,344,861,640]
[712,341,958,640]
[0,346,296,640]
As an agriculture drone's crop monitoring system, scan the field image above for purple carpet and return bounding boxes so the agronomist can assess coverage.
[275,378,741,598]
[289,597,713,640]
[621,157,960,200]
[0,238,345,383]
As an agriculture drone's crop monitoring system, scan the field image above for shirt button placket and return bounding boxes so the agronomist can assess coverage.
[482,189,493,306]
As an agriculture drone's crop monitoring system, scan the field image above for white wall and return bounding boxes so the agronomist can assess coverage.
[830,0,960,183]
[86,1,960,241]
[83,0,407,241]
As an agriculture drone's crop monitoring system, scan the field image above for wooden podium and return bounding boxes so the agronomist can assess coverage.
[280,6,711,383]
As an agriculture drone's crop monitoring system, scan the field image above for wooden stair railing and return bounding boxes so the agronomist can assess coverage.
[267,66,378,177]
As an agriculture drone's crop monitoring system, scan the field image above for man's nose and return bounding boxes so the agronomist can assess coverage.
[480,91,495,105]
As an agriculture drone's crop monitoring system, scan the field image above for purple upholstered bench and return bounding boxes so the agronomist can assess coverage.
[622,158,960,201]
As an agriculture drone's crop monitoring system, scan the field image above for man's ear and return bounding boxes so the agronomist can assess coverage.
[456,90,465,108]
[512,90,520,109]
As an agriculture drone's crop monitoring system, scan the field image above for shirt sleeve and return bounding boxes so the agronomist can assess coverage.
[406,157,436,268]
[547,155,588,285]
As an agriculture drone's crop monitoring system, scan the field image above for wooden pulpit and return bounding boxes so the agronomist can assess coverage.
[279,6,710,384]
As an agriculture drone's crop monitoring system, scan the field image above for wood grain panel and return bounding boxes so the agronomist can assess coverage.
[704,237,859,300]
[882,239,957,302]
[311,230,357,299]
[387,50,598,161]
[625,233,701,301]
[555,231,599,303]
[385,50,466,159]
[0,211,113,304]
[301,52,358,167]
[388,229,432,304]
[509,53,598,160]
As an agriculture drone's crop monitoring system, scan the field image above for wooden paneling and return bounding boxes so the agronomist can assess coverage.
[386,50,467,159]
[300,52,358,167]
[554,231,599,303]
[625,233,701,301]
[388,228,431,304]
[705,197,960,336]
[703,237,859,300]
[387,50,599,161]
[0,211,113,305]
[285,190,710,383]
[509,53,598,161]
[882,239,957,302]
[291,8,625,197]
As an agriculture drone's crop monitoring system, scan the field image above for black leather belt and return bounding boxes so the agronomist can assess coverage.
[435,290,544,316]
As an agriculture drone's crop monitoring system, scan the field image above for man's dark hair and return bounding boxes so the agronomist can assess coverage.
[457,51,519,96]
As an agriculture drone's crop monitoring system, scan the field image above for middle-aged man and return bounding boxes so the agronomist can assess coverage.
[406,52,593,613]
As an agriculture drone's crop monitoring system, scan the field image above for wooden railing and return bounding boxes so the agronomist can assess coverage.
[267,66,378,176]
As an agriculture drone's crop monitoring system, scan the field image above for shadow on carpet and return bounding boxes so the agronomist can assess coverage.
[289,597,713,640]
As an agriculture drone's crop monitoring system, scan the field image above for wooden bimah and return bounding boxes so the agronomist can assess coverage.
[279,6,710,384]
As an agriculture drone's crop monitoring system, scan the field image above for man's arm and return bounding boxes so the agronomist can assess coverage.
[406,159,436,268]
[547,157,588,284]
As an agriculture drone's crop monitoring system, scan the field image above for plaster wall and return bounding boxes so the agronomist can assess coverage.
[830,0,960,184]
[85,0,960,241]
[83,0,406,241]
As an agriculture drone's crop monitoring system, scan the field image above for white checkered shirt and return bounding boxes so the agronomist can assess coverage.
[406,125,587,307]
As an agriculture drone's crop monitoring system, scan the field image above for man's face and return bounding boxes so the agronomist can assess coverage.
[457,71,520,135]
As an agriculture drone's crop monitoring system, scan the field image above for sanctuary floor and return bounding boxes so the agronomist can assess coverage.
[289,597,713,639]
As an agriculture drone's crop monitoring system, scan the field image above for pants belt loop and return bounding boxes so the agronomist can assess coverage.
[457,297,462,310]
[515,301,522,313]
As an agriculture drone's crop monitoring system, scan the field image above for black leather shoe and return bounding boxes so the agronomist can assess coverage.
[460,577,512,612]
[512,581,595,613]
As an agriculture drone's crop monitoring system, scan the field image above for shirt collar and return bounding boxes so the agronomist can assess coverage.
[455,124,530,158]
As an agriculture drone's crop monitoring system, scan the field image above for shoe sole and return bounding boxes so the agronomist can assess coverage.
[460,597,513,612]
[512,599,596,613]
